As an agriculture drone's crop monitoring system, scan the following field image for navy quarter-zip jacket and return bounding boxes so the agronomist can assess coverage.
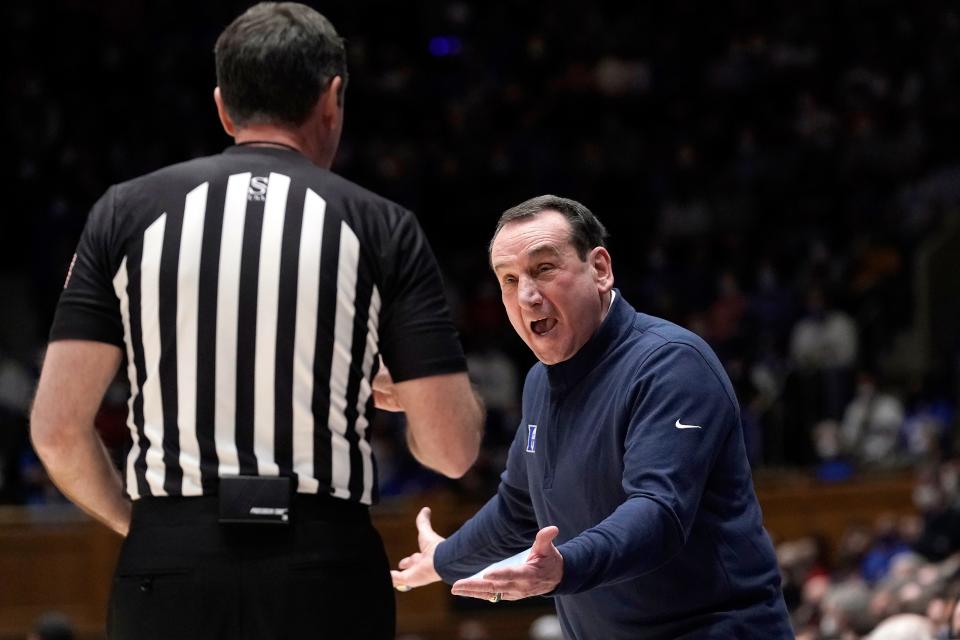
[434,292,793,639]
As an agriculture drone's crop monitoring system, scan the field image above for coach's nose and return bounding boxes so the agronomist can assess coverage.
[517,276,543,309]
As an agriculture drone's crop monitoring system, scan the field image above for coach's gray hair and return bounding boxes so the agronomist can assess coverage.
[489,195,608,261]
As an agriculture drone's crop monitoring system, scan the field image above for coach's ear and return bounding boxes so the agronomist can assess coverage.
[590,246,614,294]
[213,87,236,137]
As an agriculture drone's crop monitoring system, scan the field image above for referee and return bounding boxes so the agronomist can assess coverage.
[29,4,484,639]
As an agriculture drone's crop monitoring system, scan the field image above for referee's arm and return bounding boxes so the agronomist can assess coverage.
[31,340,130,536]
[396,372,484,479]
[374,362,484,479]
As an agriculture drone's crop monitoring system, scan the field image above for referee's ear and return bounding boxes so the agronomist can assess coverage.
[319,76,345,128]
[213,87,237,138]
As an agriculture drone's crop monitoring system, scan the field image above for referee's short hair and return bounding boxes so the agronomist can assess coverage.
[215,2,348,128]
[490,195,609,261]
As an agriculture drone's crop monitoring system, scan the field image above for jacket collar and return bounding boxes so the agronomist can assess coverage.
[545,289,633,391]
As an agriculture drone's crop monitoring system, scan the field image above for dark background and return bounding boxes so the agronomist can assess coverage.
[2,0,959,480]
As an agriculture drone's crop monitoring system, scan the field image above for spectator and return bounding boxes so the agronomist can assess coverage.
[866,614,935,640]
[28,612,74,640]
[790,287,859,376]
[840,371,907,468]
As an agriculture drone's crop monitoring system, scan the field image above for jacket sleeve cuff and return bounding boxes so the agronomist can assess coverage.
[433,539,458,585]
[553,540,591,595]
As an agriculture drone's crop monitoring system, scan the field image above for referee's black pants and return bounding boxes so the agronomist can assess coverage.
[107,494,395,640]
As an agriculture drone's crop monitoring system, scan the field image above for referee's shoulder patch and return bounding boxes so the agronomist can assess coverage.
[63,253,78,289]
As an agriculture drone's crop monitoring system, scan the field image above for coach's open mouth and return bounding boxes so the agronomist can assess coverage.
[530,318,557,335]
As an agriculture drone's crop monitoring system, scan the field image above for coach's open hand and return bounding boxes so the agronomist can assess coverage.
[451,526,563,601]
[391,507,445,590]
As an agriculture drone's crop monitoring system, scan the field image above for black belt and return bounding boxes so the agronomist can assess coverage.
[131,491,369,526]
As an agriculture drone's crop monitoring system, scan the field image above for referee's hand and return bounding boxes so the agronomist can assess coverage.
[372,356,403,412]
[391,507,445,591]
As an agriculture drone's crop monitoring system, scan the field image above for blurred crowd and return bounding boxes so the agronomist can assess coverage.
[342,0,959,497]
[2,2,960,614]
[780,459,960,639]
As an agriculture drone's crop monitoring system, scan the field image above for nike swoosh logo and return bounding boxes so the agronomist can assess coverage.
[675,420,702,430]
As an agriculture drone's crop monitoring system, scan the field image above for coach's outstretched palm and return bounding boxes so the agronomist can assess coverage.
[391,507,445,590]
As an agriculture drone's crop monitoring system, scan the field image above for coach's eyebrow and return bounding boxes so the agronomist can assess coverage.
[526,244,562,260]
[491,243,563,272]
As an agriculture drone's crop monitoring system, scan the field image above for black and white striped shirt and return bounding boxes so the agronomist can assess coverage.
[50,145,466,505]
